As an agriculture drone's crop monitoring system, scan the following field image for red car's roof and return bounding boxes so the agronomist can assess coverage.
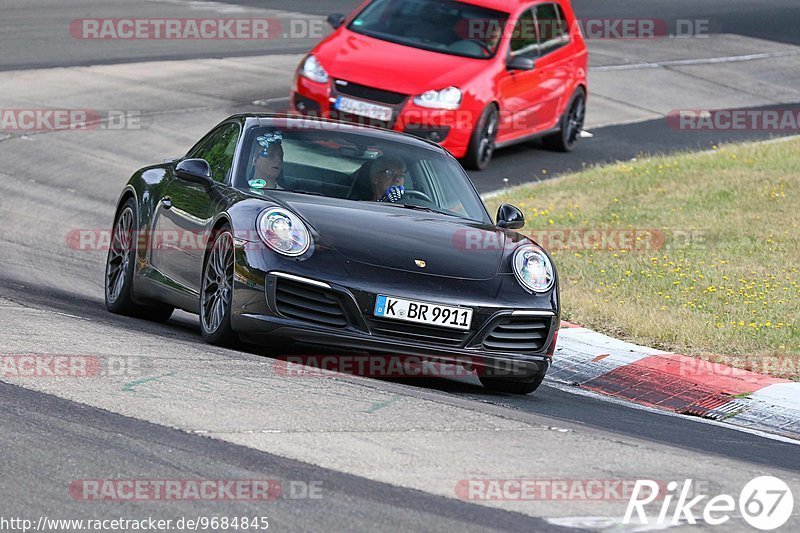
[455,0,534,15]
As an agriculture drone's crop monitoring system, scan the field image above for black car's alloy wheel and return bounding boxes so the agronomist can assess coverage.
[106,205,134,305]
[200,227,237,346]
[463,105,499,170]
[543,88,586,152]
[105,198,173,321]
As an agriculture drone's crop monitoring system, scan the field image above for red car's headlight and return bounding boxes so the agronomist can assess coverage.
[300,54,329,84]
[413,87,462,110]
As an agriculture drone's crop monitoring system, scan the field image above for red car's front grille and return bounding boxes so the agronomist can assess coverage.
[334,79,407,105]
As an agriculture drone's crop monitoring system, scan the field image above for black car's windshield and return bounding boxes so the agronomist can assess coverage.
[347,0,509,59]
[236,126,490,223]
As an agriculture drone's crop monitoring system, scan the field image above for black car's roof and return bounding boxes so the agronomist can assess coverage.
[223,113,446,152]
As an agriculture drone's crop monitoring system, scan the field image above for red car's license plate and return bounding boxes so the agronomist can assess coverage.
[335,96,393,122]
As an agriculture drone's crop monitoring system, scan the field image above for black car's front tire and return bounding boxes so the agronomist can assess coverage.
[105,198,174,322]
[200,226,238,346]
[479,370,546,395]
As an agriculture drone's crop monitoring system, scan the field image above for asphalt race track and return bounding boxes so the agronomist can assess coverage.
[1,1,799,531]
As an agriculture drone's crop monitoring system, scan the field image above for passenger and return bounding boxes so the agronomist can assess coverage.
[249,132,284,189]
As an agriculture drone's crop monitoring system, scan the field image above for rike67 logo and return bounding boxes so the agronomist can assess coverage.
[625,477,794,530]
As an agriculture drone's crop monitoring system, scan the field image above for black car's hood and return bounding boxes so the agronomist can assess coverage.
[275,194,506,280]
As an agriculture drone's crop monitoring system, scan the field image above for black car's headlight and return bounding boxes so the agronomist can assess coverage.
[257,208,311,257]
[513,245,555,293]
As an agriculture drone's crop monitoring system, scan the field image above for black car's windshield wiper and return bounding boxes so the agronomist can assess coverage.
[383,203,459,218]
[283,189,324,197]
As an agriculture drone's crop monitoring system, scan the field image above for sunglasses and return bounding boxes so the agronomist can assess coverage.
[380,169,406,179]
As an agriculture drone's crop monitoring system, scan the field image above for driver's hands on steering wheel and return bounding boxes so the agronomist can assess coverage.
[379,185,405,203]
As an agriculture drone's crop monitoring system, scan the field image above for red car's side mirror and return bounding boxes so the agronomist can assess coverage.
[327,14,346,29]
[507,56,536,71]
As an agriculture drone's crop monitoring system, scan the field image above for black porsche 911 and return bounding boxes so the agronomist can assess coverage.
[105,114,560,394]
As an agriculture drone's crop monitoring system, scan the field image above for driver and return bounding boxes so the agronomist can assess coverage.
[485,20,503,53]
[370,155,406,202]
[249,132,284,189]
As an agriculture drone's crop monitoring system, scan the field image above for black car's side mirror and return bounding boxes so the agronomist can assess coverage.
[327,13,346,29]
[496,204,525,230]
[507,56,535,71]
[175,158,213,188]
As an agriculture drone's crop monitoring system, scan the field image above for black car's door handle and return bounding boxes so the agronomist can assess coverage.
[161,197,172,209]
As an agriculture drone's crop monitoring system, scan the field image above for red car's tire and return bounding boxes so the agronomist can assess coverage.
[543,88,586,152]
[462,104,499,170]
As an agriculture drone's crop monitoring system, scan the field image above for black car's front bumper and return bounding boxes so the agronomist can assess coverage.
[231,261,559,377]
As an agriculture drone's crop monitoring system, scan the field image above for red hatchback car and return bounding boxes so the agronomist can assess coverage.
[290,0,587,169]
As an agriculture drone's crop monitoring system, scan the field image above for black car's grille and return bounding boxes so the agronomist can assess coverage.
[482,316,551,352]
[367,318,469,347]
[334,80,407,105]
[275,279,349,328]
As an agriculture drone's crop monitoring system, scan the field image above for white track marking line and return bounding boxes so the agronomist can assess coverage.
[252,96,291,106]
[591,50,800,72]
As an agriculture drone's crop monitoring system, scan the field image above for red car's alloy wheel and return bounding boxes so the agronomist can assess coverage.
[464,105,499,170]
[544,89,586,152]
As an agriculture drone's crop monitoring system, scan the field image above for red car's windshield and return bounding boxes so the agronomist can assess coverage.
[348,0,509,59]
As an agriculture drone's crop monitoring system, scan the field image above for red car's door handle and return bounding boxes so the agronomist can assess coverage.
[161,197,172,209]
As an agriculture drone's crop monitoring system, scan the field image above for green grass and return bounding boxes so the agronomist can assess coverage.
[486,139,800,380]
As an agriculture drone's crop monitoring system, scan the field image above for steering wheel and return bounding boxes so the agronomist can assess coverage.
[469,39,493,56]
[404,190,434,203]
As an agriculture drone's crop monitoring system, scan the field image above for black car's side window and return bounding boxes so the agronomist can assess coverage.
[189,123,241,183]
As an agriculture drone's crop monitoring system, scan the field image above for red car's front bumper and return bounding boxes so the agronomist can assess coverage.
[291,76,474,159]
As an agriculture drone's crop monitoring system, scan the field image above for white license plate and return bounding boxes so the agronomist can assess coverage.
[335,96,393,121]
[374,295,472,330]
